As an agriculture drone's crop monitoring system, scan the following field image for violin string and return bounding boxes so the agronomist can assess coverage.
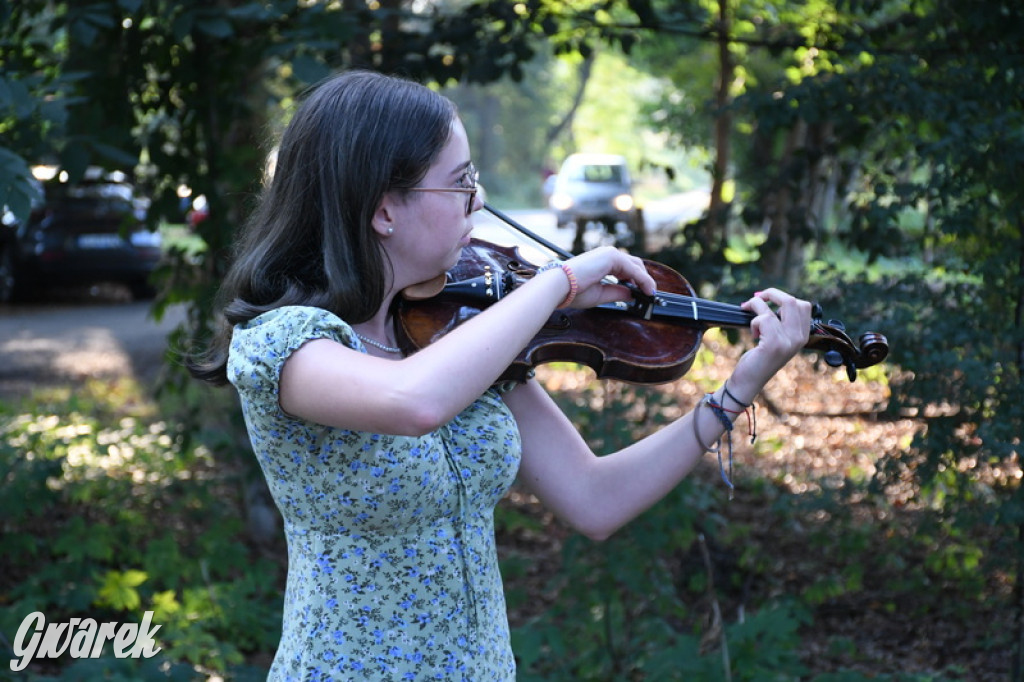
[653,292,753,323]
[479,203,752,324]
[655,291,744,312]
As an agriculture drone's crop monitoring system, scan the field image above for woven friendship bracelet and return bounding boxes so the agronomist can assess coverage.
[721,381,758,444]
[693,386,760,499]
[705,395,736,432]
[697,393,739,497]
[722,381,752,408]
[692,395,721,454]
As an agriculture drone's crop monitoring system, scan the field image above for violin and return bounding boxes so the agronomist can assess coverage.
[395,205,889,385]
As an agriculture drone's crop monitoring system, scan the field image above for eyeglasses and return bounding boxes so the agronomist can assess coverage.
[407,163,479,216]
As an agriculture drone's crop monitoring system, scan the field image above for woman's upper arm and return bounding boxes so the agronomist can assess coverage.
[279,338,443,436]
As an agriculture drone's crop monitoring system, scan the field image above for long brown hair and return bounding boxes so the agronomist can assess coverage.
[187,70,457,385]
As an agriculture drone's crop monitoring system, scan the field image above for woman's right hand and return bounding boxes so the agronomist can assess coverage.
[560,246,657,310]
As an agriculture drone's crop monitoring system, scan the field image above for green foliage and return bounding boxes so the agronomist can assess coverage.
[726,3,1024,661]
[499,374,981,680]
[95,570,149,611]
[0,147,42,222]
[0,382,281,678]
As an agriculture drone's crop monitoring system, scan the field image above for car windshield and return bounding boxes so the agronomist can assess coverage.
[566,164,625,184]
[45,182,135,213]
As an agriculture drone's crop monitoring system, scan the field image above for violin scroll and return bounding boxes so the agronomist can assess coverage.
[807,311,889,382]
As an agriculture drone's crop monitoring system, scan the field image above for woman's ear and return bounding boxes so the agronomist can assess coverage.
[372,195,398,238]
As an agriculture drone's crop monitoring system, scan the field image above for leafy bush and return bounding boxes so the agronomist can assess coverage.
[0,381,281,679]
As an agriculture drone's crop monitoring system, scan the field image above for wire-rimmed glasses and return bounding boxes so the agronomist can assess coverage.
[407,163,479,216]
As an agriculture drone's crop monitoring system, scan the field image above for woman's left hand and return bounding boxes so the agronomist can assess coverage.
[733,288,813,389]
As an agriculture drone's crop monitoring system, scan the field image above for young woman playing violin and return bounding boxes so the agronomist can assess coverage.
[188,70,812,681]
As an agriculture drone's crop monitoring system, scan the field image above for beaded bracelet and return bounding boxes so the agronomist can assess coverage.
[560,263,578,307]
[538,260,578,308]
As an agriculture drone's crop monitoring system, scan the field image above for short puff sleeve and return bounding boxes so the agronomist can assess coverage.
[227,306,358,419]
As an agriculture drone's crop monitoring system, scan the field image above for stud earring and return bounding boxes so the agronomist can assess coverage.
[386,227,394,235]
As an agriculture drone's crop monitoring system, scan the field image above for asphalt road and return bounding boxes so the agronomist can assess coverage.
[0,292,187,399]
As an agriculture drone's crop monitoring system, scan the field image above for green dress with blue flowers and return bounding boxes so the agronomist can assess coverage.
[228,306,521,681]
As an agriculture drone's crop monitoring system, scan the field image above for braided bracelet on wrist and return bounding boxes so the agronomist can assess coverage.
[694,388,758,499]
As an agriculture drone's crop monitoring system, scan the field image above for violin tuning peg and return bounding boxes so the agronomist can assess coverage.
[824,350,844,368]
[828,318,846,332]
[811,302,824,319]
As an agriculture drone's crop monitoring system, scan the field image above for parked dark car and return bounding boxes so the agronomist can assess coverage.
[0,170,161,302]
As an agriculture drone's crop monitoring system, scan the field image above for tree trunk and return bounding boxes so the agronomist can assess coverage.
[808,122,836,261]
[705,0,733,258]
[544,51,594,153]
[760,121,806,286]
[540,52,595,254]
[1014,226,1024,682]
[758,120,843,289]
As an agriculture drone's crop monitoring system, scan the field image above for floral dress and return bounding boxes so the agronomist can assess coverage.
[228,306,522,681]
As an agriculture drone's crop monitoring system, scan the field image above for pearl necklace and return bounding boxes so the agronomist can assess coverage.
[355,332,402,354]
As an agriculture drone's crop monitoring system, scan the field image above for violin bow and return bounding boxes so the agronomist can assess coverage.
[482,203,575,261]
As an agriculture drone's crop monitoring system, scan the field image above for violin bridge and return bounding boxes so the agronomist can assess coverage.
[638,292,662,320]
[635,295,658,320]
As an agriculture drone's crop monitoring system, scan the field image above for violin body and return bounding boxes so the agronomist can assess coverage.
[397,239,707,383]
[395,238,889,385]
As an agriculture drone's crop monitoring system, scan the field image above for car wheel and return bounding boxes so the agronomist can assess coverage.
[0,246,22,303]
[129,279,158,301]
